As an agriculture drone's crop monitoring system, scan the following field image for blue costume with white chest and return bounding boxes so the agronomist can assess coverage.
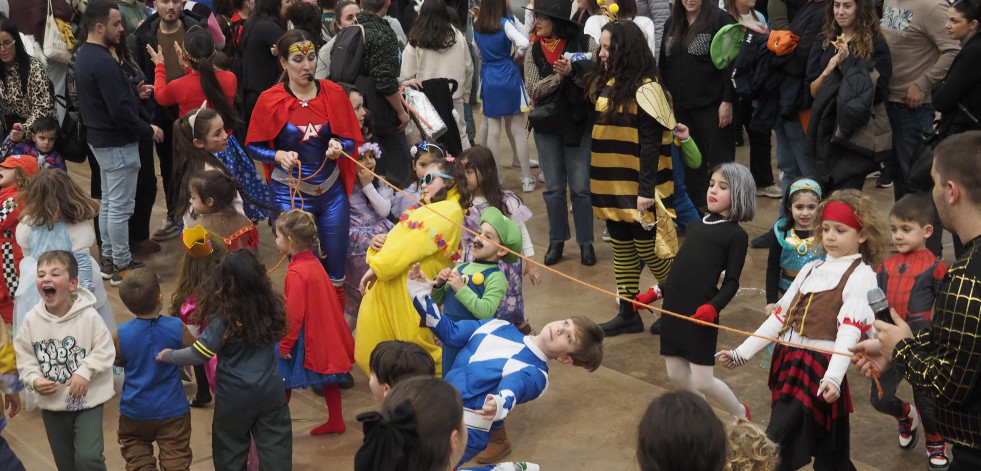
[408,279,548,465]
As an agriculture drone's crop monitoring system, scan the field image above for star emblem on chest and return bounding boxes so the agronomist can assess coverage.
[297,123,323,142]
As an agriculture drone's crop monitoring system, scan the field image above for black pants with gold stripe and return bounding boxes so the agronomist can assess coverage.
[606,220,673,297]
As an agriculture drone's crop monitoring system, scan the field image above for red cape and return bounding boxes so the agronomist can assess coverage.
[245,80,364,196]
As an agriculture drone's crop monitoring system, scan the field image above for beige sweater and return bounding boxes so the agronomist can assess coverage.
[399,27,474,102]
[880,0,961,103]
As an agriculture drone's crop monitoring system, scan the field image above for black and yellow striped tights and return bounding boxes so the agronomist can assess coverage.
[607,220,673,298]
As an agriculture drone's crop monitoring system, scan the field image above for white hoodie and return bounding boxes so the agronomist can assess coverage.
[14,287,115,412]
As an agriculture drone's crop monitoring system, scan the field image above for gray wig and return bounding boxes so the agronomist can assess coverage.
[712,162,756,222]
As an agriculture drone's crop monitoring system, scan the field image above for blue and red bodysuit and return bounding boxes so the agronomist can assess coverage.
[245,80,364,283]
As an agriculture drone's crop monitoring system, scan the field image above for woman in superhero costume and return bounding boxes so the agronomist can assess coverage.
[245,28,365,304]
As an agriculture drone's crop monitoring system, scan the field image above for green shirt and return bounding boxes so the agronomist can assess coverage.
[431,261,507,320]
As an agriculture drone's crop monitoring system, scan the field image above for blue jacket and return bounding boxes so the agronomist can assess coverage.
[116,315,190,421]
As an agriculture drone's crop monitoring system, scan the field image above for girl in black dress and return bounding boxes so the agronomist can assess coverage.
[658,162,756,419]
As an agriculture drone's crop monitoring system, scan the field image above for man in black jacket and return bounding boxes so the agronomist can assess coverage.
[75,0,164,285]
[133,0,207,242]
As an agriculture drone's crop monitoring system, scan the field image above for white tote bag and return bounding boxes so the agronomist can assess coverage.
[44,0,71,63]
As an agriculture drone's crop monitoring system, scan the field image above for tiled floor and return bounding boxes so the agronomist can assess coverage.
[5,131,948,470]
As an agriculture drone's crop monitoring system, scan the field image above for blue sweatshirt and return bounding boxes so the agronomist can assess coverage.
[74,42,154,147]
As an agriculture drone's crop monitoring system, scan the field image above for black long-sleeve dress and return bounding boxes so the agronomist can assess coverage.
[660,214,748,365]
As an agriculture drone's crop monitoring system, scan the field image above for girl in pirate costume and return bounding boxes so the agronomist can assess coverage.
[719,189,887,471]
[245,29,364,305]
[587,20,678,338]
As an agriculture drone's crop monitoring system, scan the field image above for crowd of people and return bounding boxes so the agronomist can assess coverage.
[0,0,979,469]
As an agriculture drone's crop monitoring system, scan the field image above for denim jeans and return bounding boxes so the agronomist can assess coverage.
[535,131,594,245]
[774,116,814,217]
[886,101,935,199]
[89,142,140,268]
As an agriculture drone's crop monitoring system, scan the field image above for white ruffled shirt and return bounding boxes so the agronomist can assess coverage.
[733,253,878,388]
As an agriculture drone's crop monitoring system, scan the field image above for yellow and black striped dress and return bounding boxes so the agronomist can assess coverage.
[590,79,676,223]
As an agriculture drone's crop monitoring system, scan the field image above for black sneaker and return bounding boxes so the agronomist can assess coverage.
[111,261,145,287]
[876,173,894,188]
[100,257,113,280]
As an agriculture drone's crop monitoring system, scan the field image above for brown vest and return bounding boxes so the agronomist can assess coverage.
[780,259,862,341]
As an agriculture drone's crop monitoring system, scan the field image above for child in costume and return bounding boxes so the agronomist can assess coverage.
[718,189,887,471]
[0,118,66,171]
[0,155,37,326]
[14,251,115,471]
[157,250,292,470]
[13,169,114,336]
[173,108,250,226]
[473,0,535,191]
[391,141,444,219]
[0,315,24,470]
[656,162,755,420]
[354,156,471,375]
[245,29,364,296]
[761,178,824,368]
[407,263,604,464]
[150,26,269,222]
[187,171,262,261]
[460,146,541,332]
[342,82,395,323]
[170,226,227,407]
[433,206,520,371]
[114,268,195,470]
[275,209,355,435]
[870,193,949,468]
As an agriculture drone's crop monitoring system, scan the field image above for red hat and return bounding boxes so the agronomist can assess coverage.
[0,155,40,176]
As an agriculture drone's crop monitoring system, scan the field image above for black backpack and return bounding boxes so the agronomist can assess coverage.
[329,25,366,84]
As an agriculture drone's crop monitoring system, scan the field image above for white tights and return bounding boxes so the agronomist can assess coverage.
[664,356,745,418]
[478,113,531,181]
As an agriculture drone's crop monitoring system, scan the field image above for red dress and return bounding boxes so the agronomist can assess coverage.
[278,250,354,388]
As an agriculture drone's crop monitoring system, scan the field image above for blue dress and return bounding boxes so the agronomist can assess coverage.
[216,134,270,222]
[474,18,530,118]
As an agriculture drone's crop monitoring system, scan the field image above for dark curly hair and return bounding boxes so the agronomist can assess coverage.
[198,250,287,347]
[587,21,660,122]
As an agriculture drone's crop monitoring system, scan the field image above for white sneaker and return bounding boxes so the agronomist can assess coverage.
[538,172,545,183]
[602,228,611,242]
[898,406,921,449]
[755,184,783,199]
[529,159,539,168]
[522,177,536,193]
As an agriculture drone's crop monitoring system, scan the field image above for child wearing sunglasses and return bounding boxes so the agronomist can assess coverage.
[354,156,473,376]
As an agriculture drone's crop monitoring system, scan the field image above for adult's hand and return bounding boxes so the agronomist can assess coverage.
[718,101,733,128]
[553,57,572,77]
[397,110,411,132]
[151,125,165,143]
[137,81,154,100]
[850,338,891,377]
[8,123,24,142]
[172,42,190,71]
[275,150,301,171]
[875,308,914,360]
[401,79,424,90]
[905,84,926,110]
[325,138,343,160]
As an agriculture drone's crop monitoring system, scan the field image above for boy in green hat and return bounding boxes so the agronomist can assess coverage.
[430,206,521,373]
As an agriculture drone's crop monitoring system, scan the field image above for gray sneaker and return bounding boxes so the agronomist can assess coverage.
[111,261,145,287]
[151,220,180,242]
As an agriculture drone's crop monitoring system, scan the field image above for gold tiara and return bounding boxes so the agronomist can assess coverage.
[182,225,214,259]
[288,42,317,55]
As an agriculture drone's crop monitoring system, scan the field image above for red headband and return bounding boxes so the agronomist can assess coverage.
[823,201,862,230]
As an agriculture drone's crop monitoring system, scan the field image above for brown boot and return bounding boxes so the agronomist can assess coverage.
[475,426,512,464]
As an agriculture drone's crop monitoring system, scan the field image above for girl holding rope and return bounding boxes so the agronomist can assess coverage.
[718,189,888,471]
[245,28,364,306]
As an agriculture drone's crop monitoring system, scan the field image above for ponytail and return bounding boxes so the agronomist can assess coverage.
[184,26,242,127]
[173,110,232,223]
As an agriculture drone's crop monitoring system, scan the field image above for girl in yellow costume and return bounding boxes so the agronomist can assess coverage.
[588,19,680,338]
[355,156,472,376]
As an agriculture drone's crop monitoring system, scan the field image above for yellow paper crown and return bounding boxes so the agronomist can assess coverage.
[182,225,214,260]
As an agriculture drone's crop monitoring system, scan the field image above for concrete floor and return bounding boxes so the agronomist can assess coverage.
[4,133,951,470]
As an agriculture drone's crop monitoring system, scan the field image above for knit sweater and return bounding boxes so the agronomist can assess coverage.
[880,0,960,103]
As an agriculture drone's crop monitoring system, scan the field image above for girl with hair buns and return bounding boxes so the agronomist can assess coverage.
[275,209,355,435]
[149,26,270,222]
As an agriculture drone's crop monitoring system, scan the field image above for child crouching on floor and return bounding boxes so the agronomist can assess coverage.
[114,268,195,470]
[14,250,115,470]
[407,262,604,464]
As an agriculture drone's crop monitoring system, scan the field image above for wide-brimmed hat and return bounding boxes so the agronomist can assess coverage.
[524,0,578,25]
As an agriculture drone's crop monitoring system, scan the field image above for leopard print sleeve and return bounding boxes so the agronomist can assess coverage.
[24,57,57,132]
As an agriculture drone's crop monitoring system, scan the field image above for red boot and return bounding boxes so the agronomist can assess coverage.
[311,384,346,435]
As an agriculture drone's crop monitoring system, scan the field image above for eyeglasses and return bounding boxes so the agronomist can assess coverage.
[420,172,451,186]
[0,40,16,50]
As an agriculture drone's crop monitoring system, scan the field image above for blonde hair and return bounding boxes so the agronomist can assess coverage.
[276,209,323,257]
[18,169,100,225]
[725,419,779,471]
[816,189,888,267]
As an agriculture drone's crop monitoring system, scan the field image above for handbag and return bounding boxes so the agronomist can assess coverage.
[527,94,561,134]
[43,0,71,64]
[908,103,979,192]
[402,86,447,141]
[639,194,679,259]
[53,95,88,163]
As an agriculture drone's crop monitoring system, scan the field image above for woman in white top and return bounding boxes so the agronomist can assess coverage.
[400,0,474,153]
[583,0,658,58]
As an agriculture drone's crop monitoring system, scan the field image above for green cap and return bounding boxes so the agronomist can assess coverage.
[710,23,747,70]
[479,207,521,264]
